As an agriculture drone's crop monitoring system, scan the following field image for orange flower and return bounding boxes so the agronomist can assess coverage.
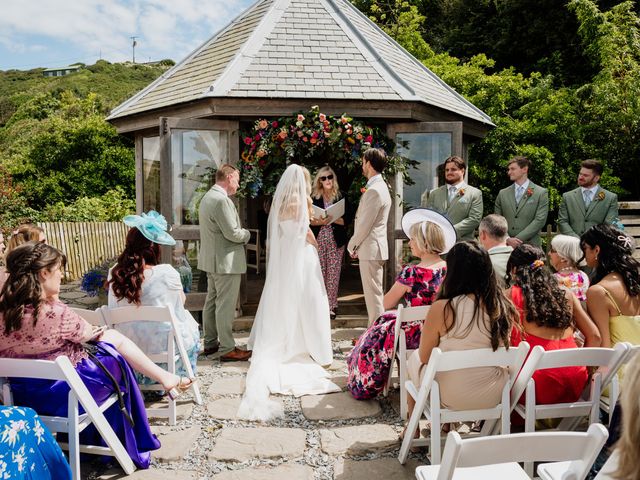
[256,149,266,158]
[526,187,534,197]
[258,119,268,130]
[597,191,606,201]
[360,187,367,194]
[458,188,465,197]
[310,137,317,144]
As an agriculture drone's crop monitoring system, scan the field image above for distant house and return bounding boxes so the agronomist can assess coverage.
[43,64,82,77]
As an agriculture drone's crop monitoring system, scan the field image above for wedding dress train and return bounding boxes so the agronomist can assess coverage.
[238,165,339,421]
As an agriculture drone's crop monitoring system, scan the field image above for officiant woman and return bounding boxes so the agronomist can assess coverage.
[310,166,353,319]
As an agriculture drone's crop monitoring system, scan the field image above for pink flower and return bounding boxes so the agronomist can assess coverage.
[297,114,305,122]
[271,121,278,128]
[340,116,348,124]
[365,135,373,143]
[302,136,308,142]
[319,113,326,122]
[244,137,252,145]
[311,132,319,139]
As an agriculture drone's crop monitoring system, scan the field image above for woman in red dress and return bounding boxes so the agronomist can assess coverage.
[506,244,601,405]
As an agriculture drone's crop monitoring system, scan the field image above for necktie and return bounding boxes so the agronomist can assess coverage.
[584,190,592,207]
[448,186,457,203]
[515,185,525,204]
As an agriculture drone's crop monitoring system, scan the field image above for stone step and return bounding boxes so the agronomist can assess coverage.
[241,300,366,316]
[233,314,368,331]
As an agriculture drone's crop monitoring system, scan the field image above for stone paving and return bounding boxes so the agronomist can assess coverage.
[59,283,427,479]
[76,326,430,479]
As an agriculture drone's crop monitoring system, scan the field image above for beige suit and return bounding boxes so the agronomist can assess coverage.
[348,177,391,324]
[198,185,250,354]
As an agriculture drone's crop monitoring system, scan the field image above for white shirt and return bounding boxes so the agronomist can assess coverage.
[213,184,228,197]
[366,174,383,188]
[514,179,530,203]
[447,181,466,201]
[581,184,599,205]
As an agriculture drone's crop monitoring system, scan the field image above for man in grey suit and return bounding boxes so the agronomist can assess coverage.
[558,159,619,238]
[348,148,392,325]
[423,156,483,241]
[198,164,252,361]
[478,214,513,285]
[494,156,549,247]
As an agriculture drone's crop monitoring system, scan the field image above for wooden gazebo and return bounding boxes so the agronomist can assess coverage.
[107,0,494,310]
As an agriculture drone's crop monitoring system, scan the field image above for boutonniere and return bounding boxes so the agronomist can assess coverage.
[360,187,367,194]
[458,188,466,197]
[597,191,606,201]
[526,187,534,197]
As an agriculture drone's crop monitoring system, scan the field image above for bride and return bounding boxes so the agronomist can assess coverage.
[238,164,339,421]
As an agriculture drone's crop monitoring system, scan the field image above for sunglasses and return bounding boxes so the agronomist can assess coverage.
[319,174,334,182]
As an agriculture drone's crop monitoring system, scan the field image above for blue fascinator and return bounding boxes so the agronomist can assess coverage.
[123,210,176,246]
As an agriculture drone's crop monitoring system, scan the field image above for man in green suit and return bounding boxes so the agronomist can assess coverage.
[494,156,549,247]
[423,156,483,241]
[198,164,252,361]
[558,159,619,238]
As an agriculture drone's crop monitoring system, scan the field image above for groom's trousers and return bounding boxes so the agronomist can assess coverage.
[359,259,385,325]
[203,272,241,355]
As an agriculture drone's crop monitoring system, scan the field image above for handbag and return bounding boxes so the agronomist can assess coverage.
[82,342,134,427]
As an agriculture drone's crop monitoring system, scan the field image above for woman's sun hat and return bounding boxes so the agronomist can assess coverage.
[401,208,457,254]
[123,210,176,246]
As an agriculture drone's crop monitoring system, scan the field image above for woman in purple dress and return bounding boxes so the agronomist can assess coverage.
[0,242,195,469]
[346,209,456,400]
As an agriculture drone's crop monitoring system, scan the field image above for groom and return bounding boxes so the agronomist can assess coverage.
[198,164,252,361]
[348,148,392,325]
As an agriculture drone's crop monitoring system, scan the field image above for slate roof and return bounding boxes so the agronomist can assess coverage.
[108,0,492,126]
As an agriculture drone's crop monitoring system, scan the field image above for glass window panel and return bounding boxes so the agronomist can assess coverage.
[171,129,228,225]
[142,136,160,212]
[397,132,452,210]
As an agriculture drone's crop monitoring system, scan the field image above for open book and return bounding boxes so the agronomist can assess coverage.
[312,198,345,225]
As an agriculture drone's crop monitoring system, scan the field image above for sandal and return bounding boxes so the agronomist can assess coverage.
[167,377,197,401]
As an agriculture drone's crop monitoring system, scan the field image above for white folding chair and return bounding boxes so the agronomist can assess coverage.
[70,307,107,327]
[510,344,629,433]
[384,304,430,419]
[398,342,530,465]
[600,343,638,426]
[0,356,136,480]
[415,423,608,480]
[101,305,203,425]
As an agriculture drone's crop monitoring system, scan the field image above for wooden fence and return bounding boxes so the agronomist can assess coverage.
[38,222,129,280]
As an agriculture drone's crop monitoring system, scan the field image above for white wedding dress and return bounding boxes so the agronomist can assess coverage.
[238,165,339,421]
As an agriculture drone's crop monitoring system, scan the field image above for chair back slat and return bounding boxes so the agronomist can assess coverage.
[71,307,106,327]
[536,347,623,370]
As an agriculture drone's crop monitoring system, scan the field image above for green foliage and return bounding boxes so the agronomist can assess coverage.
[239,106,412,198]
[42,187,135,222]
[0,61,168,222]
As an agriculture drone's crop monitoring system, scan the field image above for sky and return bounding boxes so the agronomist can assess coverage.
[0,0,255,71]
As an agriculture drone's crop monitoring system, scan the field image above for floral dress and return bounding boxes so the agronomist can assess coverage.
[346,264,446,400]
[554,270,589,302]
[0,406,71,479]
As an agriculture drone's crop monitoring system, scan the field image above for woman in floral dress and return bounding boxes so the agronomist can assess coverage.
[347,209,456,400]
[310,166,353,319]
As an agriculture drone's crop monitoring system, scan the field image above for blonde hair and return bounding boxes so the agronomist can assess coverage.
[410,221,445,255]
[615,354,640,480]
[312,166,341,202]
[301,166,313,217]
[551,234,585,267]
[6,224,45,256]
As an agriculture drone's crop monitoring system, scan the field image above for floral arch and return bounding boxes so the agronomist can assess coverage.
[239,106,410,198]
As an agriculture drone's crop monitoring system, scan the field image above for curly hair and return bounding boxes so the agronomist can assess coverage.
[581,224,640,296]
[108,228,160,305]
[437,241,517,350]
[0,242,66,334]
[506,244,573,330]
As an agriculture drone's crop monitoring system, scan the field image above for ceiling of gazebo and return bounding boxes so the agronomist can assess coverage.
[107,0,492,127]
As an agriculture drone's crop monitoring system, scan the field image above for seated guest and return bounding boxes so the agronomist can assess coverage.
[581,224,640,348]
[0,224,46,290]
[548,234,590,302]
[506,245,601,406]
[347,209,455,400]
[0,242,195,469]
[405,240,518,433]
[0,405,72,479]
[108,211,201,387]
[478,214,513,285]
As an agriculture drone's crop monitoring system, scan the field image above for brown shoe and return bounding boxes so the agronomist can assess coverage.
[220,348,252,362]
